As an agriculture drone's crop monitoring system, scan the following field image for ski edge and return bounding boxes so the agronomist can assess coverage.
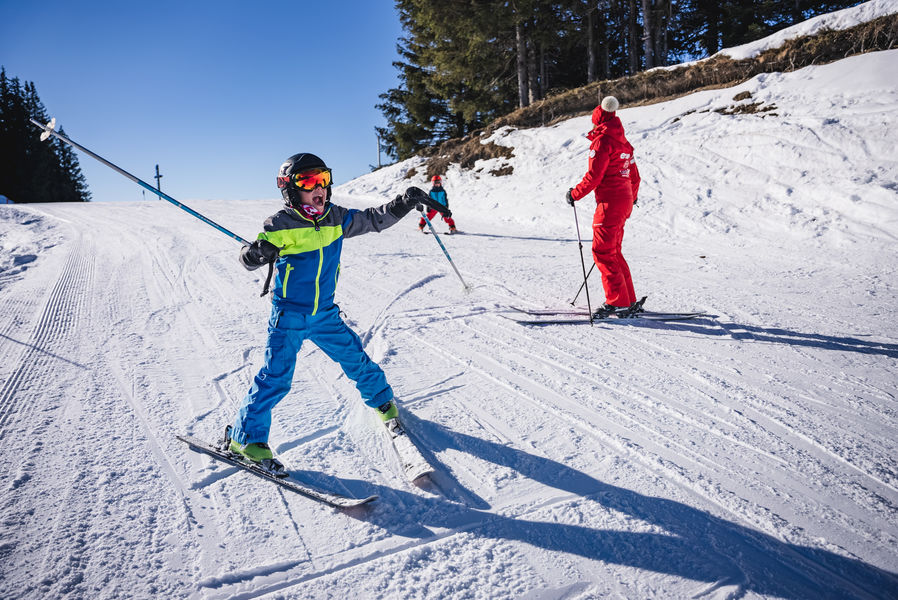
[177,435,378,508]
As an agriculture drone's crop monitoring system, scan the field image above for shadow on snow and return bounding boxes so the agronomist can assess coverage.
[302,416,896,599]
[639,317,898,359]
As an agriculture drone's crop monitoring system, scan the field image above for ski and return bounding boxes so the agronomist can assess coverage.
[382,418,434,482]
[510,295,710,320]
[511,307,710,319]
[177,434,377,508]
[506,313,706,325]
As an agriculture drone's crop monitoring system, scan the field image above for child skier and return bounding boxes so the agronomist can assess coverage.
[229,152,452,475]
[567,96,641,319]
[418,175,458,234]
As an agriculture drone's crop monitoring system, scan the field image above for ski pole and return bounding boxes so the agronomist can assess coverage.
[30,118,251,246]
[570,262,595,305]
[419,209,470,292]
[572,204,594,324]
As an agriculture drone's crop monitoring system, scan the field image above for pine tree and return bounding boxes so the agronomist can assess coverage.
[375,0,867,162]
[0,67,90,203]
[376,32,451,160]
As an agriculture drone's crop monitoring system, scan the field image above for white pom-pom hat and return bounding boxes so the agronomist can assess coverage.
[601,96,619,112]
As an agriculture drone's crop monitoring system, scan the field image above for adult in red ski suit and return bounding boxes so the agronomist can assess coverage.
[568,96,641,311]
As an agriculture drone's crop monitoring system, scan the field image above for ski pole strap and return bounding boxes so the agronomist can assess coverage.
[260,261,275,297]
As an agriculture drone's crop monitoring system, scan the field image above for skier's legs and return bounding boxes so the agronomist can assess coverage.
[419,208,440,229]
[615,223,636,305]
[592,208,629,306]
[232,308,305,445]
[442,214,456,228]
[309,305,394,408]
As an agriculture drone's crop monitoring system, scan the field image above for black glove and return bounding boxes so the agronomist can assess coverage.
[240,239,279,270]
[566,189,576,206]
[404,186,452,218]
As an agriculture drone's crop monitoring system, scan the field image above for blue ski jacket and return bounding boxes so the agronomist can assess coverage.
[242,202,401,315]
[429,187,448,207]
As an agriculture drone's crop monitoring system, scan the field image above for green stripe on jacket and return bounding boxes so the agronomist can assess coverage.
[259,224,343,255]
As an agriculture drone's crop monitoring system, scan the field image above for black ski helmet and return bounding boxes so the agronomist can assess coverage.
[277,153,332,208]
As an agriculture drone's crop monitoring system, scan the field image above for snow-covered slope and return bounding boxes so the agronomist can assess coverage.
[2,24,897,600]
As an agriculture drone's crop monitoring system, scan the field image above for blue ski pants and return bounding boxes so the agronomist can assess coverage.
[230,304,393,445]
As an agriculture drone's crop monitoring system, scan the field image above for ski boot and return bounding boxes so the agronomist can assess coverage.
[448,226,457,235]
[627,296,648,316]
[223,425,288,478]
[592,303,631,319]
[375,400,399,423]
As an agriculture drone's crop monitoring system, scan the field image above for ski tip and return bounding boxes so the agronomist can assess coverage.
[410,468,436,482]
[336,495,379,509]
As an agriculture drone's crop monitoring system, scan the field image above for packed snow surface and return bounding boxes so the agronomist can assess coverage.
[1,29,897,600]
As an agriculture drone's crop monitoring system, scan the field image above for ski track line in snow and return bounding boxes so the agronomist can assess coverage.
[640,351,898,519]
[357,272,446,348]
[100,223,264,573]
[406,310,880,597]
[728,353,898,495]
[407,316,818,540]
[190,367,253,426]
[0,293,41,389]
[0,287,46,370]
[470,313,898,537]
[491,303,898,501]
[468,315,795,470]
[666,328,898,498]
[400,321,894,596]
[192,484,610,600]
[107,355,212,509]
[0,237,91,439]
[633,320,897,497]
[101,306,237,574]
[407,324,757,514]
[368,284,758,494]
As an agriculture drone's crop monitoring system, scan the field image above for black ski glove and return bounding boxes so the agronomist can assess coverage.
[388,186,452,219]
[240,239,279,270]
[566,189,576,206]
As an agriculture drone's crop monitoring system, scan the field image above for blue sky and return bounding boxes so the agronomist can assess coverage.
[1,1,403,202]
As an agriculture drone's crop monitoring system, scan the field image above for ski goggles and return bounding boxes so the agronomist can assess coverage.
[278,168,332,191]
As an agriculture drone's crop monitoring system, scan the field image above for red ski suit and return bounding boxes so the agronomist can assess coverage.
[570,107,641,307]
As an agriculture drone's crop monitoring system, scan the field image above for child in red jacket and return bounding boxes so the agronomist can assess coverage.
[418,175,458,234]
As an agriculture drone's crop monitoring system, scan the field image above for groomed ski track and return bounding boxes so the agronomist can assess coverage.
[2,48,898,599]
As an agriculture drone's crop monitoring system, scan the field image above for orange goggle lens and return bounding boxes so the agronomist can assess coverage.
[291,169,332,191]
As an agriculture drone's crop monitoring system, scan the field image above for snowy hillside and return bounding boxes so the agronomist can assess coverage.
[2,14,898,600]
